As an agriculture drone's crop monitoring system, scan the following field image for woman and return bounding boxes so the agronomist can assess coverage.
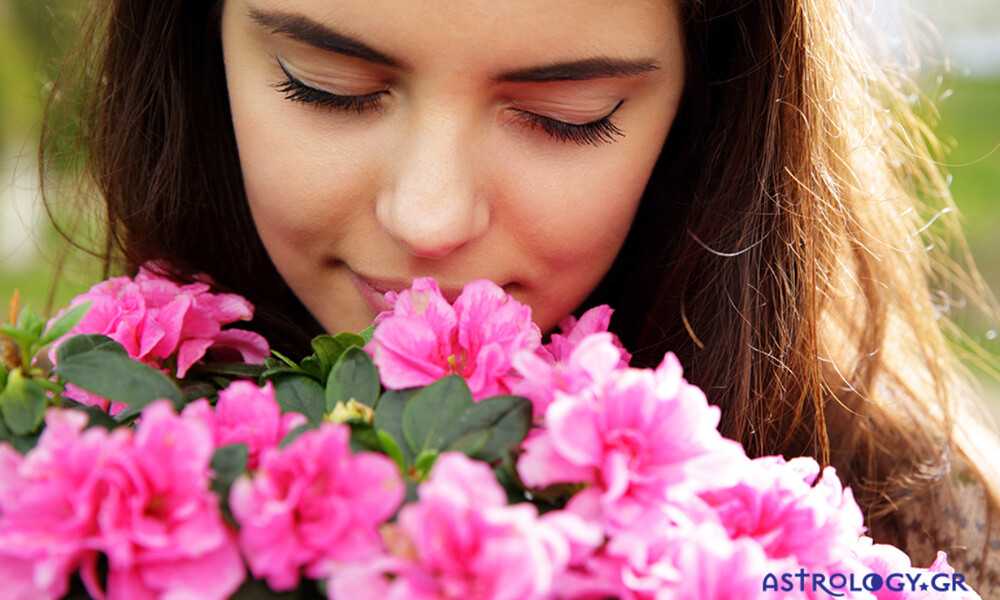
[42,0,1000,594]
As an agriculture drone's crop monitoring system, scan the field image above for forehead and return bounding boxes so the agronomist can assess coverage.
[233,0,683,73]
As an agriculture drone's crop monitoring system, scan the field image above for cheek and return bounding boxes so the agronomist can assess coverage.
[499,141,658,274]
[490,118,669,330]
[490,153,647,331]
[229,88,384,262]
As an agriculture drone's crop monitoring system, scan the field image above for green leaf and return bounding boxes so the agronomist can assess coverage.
[0,416,39,454]
[269,350,299,369]
[0,326,35,351]
[180,381,219,405]
[79,404,119,431]
[280,422,315,448]
[272,373,325,425]
[188,362,267,378]
[53,352,183,421]
[376,428,406,471]
[210,443,249,527]
[358,324,377,345]
[372,387,417,465]
[55,334,128,363]
[0,370,47,435]
[401,375,474,455]
[445,395,532,463]
[333,332,367,350]
[298,356,324,381]
[15,306,43,337]
[348,421,382,453]
[38,301,92,347]
[309,334,347,381]
[0,414,12,442]
[260,365,304,381]
[263,357,286,370]
[325,347,380,413]
[0,363,7,391]
[444,429,492,457]
[414,448,439,477]
[211,443,249,486]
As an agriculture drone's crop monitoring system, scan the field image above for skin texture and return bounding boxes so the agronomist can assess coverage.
[221,0,685,335]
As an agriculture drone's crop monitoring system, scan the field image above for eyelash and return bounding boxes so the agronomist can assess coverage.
[275,60,387,114]
[516,101,624,147]
[273,59,625,147]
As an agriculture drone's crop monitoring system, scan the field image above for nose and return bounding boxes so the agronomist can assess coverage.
[375,109,489,259]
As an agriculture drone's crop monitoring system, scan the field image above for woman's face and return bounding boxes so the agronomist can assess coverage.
[221,0,685,334]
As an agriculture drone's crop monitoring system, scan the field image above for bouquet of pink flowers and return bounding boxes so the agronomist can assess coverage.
[0,267,982,599]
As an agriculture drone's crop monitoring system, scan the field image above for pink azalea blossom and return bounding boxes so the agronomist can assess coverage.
[853,539,982,600]
[0,409,124,600]
[229,422,404,591]
[698,456,865,570]
[86,401,245,600]
[517,352,746,526]
[0,404,245,600]
[539,305,631,367]
[609,518,776,600]
[329,453,568,600]
[512,332,627,419]
[182,380,306,470]
[53,263,269,380]
[549,496,779,600]
[366,278,541,400]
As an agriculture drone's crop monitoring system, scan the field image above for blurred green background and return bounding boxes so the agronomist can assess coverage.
[1,1,998,419]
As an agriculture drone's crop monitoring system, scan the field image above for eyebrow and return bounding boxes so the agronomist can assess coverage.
[249,8,405,68]
[248,7,660,83]
[493,58,660,83]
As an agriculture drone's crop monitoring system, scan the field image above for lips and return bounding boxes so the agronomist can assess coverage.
[348,269,471,314]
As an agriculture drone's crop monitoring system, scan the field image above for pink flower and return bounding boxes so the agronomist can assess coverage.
[366,278,541,400]
[0,409,124,600]
[853,539,982,599]
[0,404,245,600]
[182,381,306,470]
[229,423,404,591]
[53,263,269,379]
[517,352,746,526]
[607,518,775,600]
[698,456,865,570]
[87,401,245,600]
[540,305,631,367]
[549,498,777,600]
[329,453,567,600]
[512,332,626,419]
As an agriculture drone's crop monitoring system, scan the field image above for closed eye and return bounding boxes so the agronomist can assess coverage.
[273,57,626,146]
[274,57,387,114]
[514,100,625,147]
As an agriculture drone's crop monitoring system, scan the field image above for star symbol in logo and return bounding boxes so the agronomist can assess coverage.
[920,583,930,591]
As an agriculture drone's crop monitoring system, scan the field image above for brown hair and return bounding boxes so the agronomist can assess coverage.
[43,0,1000,568]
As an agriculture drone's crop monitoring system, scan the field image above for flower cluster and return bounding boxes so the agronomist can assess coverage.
[53,265,269,413]
[0,403,243,600]
[0,273,984,599]
[0,386,403,600]
[358,279,981,600]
